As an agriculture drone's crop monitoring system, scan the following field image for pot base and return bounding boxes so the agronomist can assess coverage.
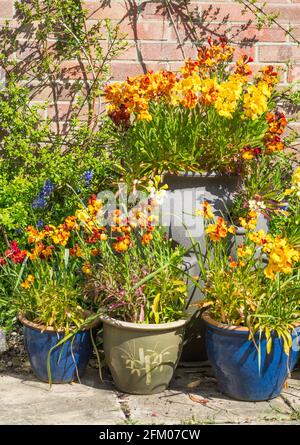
[101,317,187,395]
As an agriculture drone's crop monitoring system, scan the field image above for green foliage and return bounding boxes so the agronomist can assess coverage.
[0,0,127,239]
[269,167,300,247]
[231,152,294,222]
[0,80,117,237]
[15,249,87,333]
[111,100,269,180]
[85,228,188,324]
[192,212,300,355]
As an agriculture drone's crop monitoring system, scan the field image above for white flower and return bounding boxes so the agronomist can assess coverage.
[249,199,266,212]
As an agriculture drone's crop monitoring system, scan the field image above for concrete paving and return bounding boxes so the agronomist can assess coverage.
[1,363,300,425]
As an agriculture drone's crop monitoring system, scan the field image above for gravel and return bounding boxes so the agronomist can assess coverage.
[0,325,32,375]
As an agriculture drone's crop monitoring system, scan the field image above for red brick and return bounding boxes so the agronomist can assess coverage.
[287,64,300,82]
[289,25,300,41]
[114,43,138,60]
[118,20,169,41]
[84,1,128,20]
[230,26,287,43]
[60,61,94,80]
[169,22,229,43]
[200,3,255,23]
[259,45,300,63]
[49,121,70,133]
[29,84,77,101]
[265,5,300,23]
[138,42,197,61]
[140,2,168,20]
[111,61,168,80]
[48,102,90,121]
[0,1,14,19]
[231,45,255,62]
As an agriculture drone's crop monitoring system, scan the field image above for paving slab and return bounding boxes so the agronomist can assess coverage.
[124,364,300,425]
[0,370,125,425]
[0,365,299,425]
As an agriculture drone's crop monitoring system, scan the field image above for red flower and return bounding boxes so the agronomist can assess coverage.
[5,241,27,264]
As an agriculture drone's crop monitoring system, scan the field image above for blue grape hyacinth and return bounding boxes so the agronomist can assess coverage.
[32,179,54,210]
[81,170,94,188]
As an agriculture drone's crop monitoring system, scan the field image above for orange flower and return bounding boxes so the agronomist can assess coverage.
[113,235,132,253]
[63,215,77,230]
[87,195,103,216]
[234,55,253,80]
[70,243,84,258]
[91,248,100,256]
[51,225,70,246]
[206,217,228,241]
[141,232,154,246]
[27,226,45,244]
[266,112,287,135]
[180,58,200,78]
[261,65,278,87]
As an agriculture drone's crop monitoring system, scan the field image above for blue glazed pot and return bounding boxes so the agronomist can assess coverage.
[20,315,94,383]
[203,312,300,401]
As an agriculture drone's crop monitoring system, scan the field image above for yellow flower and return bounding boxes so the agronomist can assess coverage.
[228,225,236,235]
[243,80,272,120]
[239,211,257,231]
[237,245,253,258]
[27,226,45,244]
[214,76,243,119]
[82,262,92,275]
[285,188,294,196]
[21,274,35,289]
[292,167,300,185]
[196,201,214,219]
[199,78,220,105]
[264,237,299,280]
[242,151,255,161]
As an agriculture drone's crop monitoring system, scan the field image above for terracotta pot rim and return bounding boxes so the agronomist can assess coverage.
[100,315,188,332]
[19,311,99,333]
[163,171,238,179]
[202,311,300,333]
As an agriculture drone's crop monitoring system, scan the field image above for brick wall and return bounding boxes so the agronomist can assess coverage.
[0,0,299,132]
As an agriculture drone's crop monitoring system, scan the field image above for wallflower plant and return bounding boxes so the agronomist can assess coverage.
[0,186,190,331]
[105,38,286,180]
[191,202,300,357]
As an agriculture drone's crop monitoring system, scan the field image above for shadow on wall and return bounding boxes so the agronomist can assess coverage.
[0,0,257,124]
[97,0,256,73]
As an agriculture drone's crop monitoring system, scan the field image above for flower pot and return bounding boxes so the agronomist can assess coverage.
[162,172,239,249]
[20,315,97,383]
[101,316,188,394]
[203,312,300,401]
[181,254,207,362]
[0,329,7,353]
[291,327,300,371]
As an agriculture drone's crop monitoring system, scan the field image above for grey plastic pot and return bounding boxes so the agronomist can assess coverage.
[161,173,239,362]
[181,254,206,362]
[162,172,239,249]
[101,316,188,394]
